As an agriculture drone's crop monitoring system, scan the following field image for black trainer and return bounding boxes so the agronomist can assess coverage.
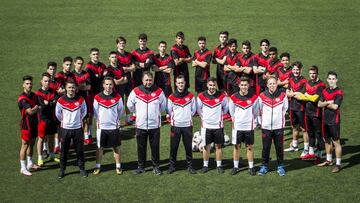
[133,167,145,175]
[248,168,256,176]
[231,167,240,175]
[167,167,176,174]
[58,169,65,179]
[187,167,197,174]
[217,166,225,174]
[80,169,88,177]
[201,166,209,173]
[153,167,162,175]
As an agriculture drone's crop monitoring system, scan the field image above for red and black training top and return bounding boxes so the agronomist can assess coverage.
[288,76,307,111]
[18,92,38,130]
[238,52,257,86]
[73,70,91,99]
[224,51,242,83]
[85,61,106,95]
[55,71,76,89]
[131,48,154,87]
[153,53,174,89]
[266,58,282,75]
[305,79,326,117]
[116,51,134,86]
[276,66,293,82]
[106,64,125,94]
[212,45,228,71]
[35,88,58,121]
[170,44,191,88]
[319,87,344,125]
[193,49,212,83]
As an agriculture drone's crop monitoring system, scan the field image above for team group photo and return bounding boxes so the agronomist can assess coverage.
[1,0,359,202]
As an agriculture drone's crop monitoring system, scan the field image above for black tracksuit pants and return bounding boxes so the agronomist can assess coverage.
[261,129,284,166]
[306,115,325,151]
[169,126,193,168]
[59,128,85,171]
[136,128,160,168]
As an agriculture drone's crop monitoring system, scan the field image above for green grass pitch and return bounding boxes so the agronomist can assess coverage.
[0,0,359,202]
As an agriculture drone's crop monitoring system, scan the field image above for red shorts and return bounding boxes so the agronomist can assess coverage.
[20,117,37,142]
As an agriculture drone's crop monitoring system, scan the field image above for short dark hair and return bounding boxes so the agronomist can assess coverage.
[280,52,290,59]
[159,41,167,45]
[309,65,319,74]
[240,76,250,84]
[65,80,76,88]
[138,33,147,40]
[142,71,153,79]
[63,56,73,63]
[260,39,270,46]
[74,56,84,62]
[176,74,185,81]
[41,72,51,79]
[198,36,206,42]
[102,76,114,84]
[242,40,251,48]
[116,36,126,44]
[23,75,33,82]
[269,47,278,53]
[109,51,117,56]
[90,48,99,53]
[327,71,338,78]
[207,77,217,83]
[176,31,185,39]
[219,31,229,36]
[292,61,303,69]
[47,61,57,69]
[228,38,237,47]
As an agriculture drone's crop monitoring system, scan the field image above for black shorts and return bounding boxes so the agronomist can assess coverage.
[159,85,172,98]
[202,128,224,145]
[216,64,226,91]
[232,130,254,145]
[323,124,340,141]
[195,79,207,93]
[290,110,305,129]
[96,129,121,148]
[38,119,57,138]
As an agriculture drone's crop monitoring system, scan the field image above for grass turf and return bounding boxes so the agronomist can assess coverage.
[0,0,359,202]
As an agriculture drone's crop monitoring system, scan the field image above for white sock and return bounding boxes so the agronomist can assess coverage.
[20,160,26,170]
[116,163,121,169]
[216,160,222,167]
[233,160,239,168]
[96,163,101,168]
[88,125,93,136]
[38,155,42,161]
[248,161,254,169]
[304,142,309,151]
[84,132,89,139]
[203,160,209,167]
[326,154,332,162]
[43,142,48,151]
[166,114,170,118]
[55,138,59,147]
[336,158,341,165]
[309,147,314,155]
[293,140,298,147]
[27,156,33,166]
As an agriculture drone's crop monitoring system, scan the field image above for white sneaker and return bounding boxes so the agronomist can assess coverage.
[20,169,32,176]
[284,145,299,152]
[27,163,40,171]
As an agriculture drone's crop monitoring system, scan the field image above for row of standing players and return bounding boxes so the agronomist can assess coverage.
[17,31,344,177]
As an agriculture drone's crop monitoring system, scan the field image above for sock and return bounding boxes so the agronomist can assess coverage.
[248,161,254,169]
[326,154,332,162]
[43,142,48,151]
[38,155,42,161]
[216,160,222,167]
[309,147,315,155]
[293,140,298,147]
[304,142,309,151]
[55,138,59,147]
[166,114,170,118]
[203,160,209,167]
[84,132,89,139]
[27,156,33,166]
[233,160,239,168]
[88,125,93,137]
[336,158,341,165]
[20,160,26,170]
[116,163,121,169]
[96,163,101,168]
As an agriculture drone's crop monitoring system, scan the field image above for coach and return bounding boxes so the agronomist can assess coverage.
[127,71,167,175]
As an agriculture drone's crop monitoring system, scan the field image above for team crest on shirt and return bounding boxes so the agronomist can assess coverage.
[275,98,280,102]
[151,93,156,97]
[247,100,252,104]
[185,98,190,102]
[215,99,219,103]
[111,99,115,103]
[75,102,79,106]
